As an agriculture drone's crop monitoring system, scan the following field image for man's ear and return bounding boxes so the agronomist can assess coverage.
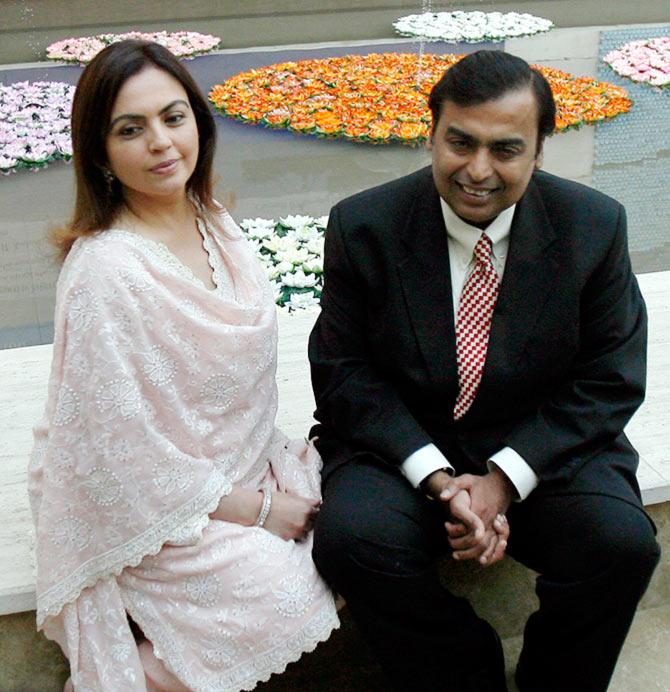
[534,141,544,169]
[426,127,435,151]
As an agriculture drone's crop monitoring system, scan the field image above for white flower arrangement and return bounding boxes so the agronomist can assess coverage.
[0,81,74,175]
[393,11,553,43]
[240,214,328,312]
[46,30,221,64]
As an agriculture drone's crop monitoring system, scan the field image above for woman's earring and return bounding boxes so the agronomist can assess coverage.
[102,167,115,192]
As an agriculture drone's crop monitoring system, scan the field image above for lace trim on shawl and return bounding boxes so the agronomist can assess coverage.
[197,217,235,297]
[36,470,232,627]
[122,586,340,692]
[104,228,227,296]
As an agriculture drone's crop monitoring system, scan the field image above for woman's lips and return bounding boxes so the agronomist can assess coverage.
[150,159,179,174]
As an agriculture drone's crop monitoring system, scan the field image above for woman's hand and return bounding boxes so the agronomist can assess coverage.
[210,486,321,541]
[210,486,263,527]
[263,491,321,542]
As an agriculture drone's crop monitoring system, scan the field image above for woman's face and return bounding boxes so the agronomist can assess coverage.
[106,65,199,203]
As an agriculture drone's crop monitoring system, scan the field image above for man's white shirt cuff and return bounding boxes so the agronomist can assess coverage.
[401,443,454,488]
[487,447,539,501]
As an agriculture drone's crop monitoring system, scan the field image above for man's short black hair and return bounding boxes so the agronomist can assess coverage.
[428,50,556,150]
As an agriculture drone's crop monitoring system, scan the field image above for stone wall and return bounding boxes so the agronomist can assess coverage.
[2,0,669,64]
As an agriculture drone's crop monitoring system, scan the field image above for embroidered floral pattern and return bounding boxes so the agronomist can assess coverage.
[117,264,152,292]
[110,642,132,662]
[153,458,194,496]
[142,346,177,386]
[53,385,80,426]
[66,352,91,379]
[185,573,221,607]
[95,379,142,420]
[82,467,123,507]
[274,575,314,618]
[50,516,92,551]
[183,409,215,436]
[67,288,99,331]
[203,636,240,668]
[201,373,239,410]
[231,575,261,600]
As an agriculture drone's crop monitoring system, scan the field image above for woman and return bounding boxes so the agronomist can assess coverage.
[29,40,338,691]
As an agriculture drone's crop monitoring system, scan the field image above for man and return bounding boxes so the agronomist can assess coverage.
[308,50,660,692]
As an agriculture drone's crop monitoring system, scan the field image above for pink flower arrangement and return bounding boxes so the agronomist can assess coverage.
[46,30,221,64]
[0,81,74,175]
[604,36,670,89]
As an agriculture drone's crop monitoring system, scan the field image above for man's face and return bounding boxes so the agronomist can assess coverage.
[428,87,542,227]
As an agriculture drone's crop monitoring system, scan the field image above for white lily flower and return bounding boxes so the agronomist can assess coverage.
[275,247,311,265]
[306,237,325,257]
[289,225,321,242]
[275,261,294,275]
[282,269,318,288]
[262,235,299,254]
[280,214,314,229]
[303,258,323,274]
[240,217,277,238]
[286,292,321,311]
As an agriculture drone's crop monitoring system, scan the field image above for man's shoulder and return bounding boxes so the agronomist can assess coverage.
[333,166,433,216]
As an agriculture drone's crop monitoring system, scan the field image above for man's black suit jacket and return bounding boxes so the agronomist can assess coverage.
[309,166,647,504]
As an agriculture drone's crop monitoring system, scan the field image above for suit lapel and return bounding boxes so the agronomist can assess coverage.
[396,169,458,388]
[393,171,560,399]
[483,176,560,385]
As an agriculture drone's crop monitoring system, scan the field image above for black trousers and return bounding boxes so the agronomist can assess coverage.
[313,459,660,692]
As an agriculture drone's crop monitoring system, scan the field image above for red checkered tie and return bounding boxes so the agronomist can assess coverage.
[453,233,499,420]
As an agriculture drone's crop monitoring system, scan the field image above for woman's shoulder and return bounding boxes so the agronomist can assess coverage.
[60,229,155,294]
[71,228,156,265]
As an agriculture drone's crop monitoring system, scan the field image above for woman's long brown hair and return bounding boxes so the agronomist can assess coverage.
[51,40,218,261]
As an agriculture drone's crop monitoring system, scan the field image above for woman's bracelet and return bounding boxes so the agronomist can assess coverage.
[254,489,272,527]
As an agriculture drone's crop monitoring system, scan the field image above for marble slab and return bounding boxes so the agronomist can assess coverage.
[1,272,669,616]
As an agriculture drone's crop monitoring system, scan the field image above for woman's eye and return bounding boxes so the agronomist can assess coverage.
[166,113,185,125]
[119,125,141,137]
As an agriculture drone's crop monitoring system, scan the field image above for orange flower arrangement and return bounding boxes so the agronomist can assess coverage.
[209,53,632,145]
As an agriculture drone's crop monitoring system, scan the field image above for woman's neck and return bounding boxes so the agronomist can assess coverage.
[115,191,197,242]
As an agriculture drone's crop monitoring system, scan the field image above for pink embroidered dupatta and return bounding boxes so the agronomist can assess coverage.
[29,212,286,684]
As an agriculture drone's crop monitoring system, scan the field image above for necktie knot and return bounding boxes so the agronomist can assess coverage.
[473,233,493,264]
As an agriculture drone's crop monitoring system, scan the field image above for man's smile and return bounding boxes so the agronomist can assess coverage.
[455,181,500,198]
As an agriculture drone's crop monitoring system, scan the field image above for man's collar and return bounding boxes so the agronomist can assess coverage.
[439,198,515,259]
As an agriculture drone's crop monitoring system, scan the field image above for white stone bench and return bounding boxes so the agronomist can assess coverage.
[1,273,669,691]
[1,272,669,618]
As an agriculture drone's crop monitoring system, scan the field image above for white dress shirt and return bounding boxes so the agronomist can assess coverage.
[399,199,539,501]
